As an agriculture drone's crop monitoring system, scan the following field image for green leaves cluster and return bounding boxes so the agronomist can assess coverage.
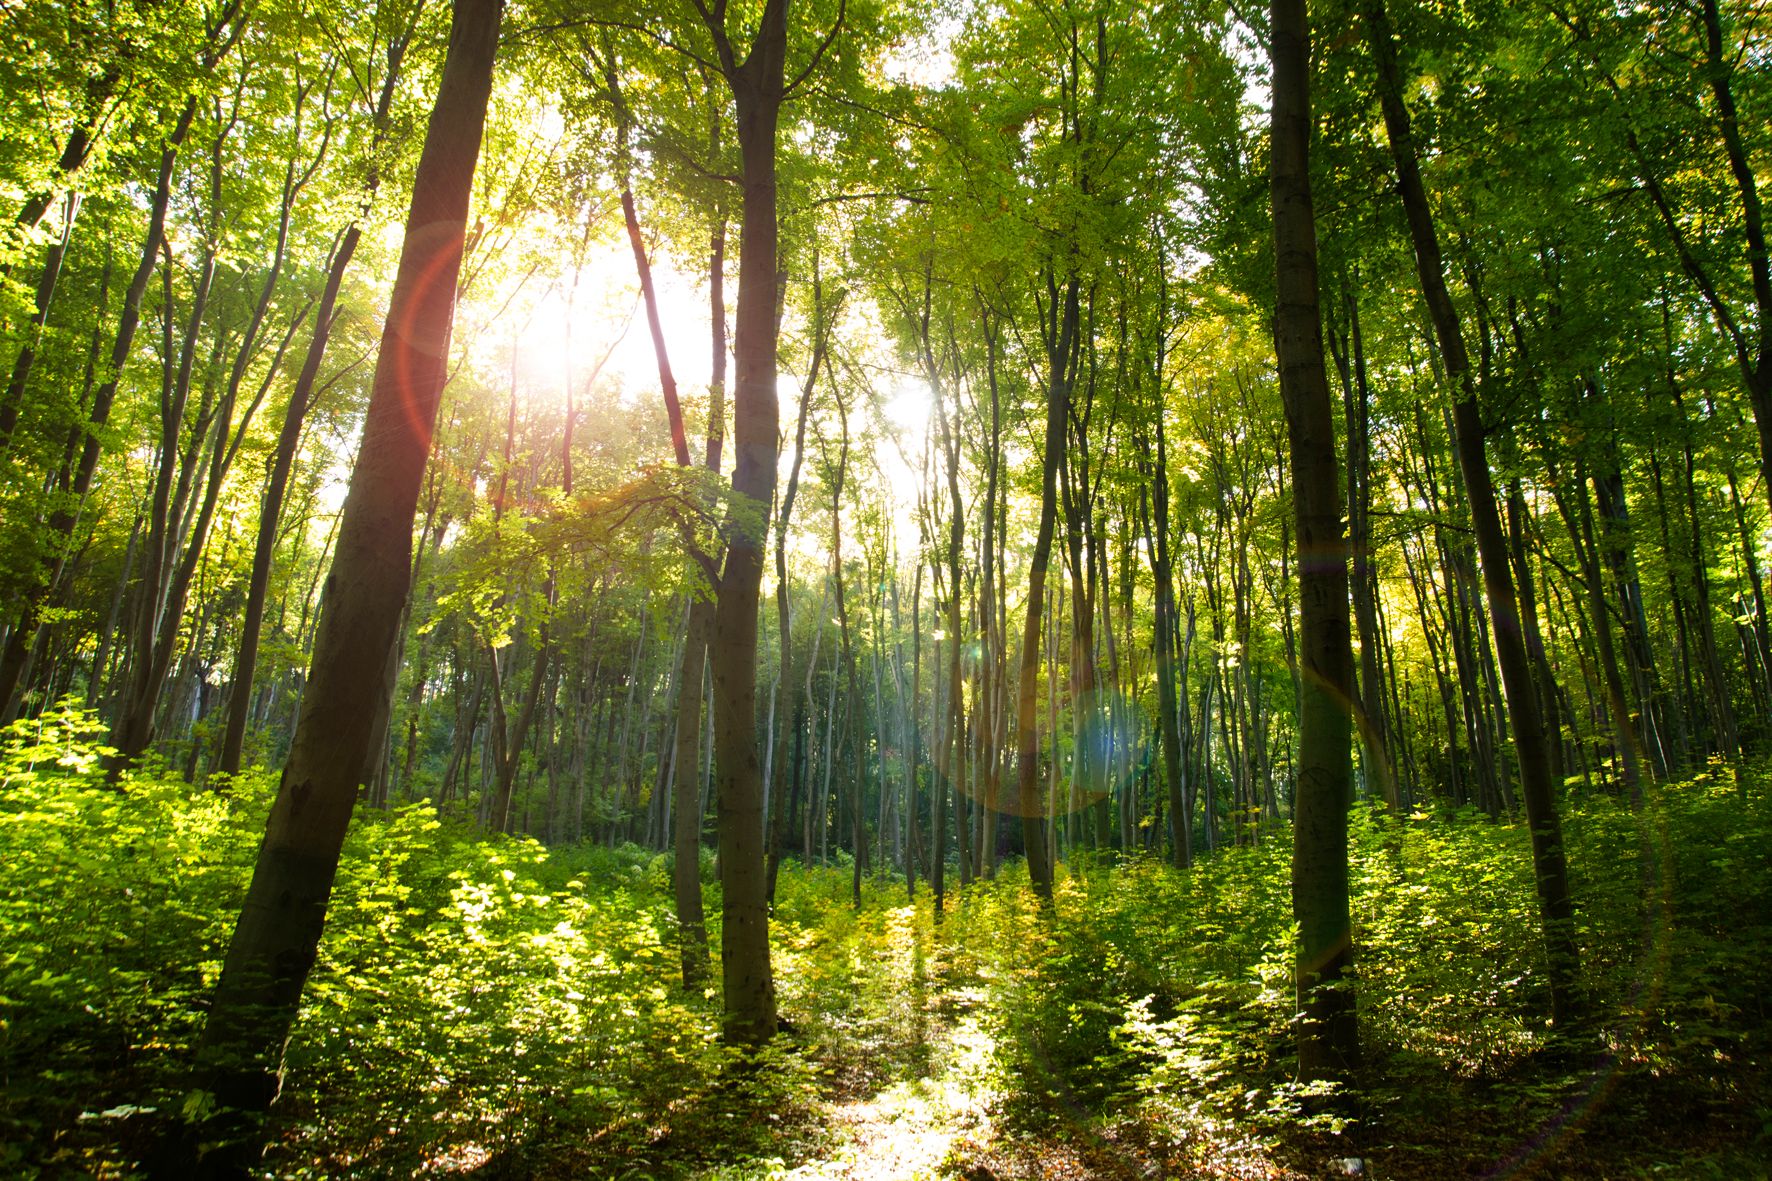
[0,705,732,1177]
[941,772,1772,1174]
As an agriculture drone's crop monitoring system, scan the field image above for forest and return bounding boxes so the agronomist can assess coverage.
[0,0,1769,1174]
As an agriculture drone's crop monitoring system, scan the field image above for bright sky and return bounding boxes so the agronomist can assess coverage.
[453,236,942,576]
[496,248,715,411]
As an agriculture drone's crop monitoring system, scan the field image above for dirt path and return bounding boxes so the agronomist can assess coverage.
[782,1005,996,1180]
[761,906,1148,1181]
[754,903,1302,1181]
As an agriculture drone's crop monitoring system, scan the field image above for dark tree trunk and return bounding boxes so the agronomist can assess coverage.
[1271,0,1359,1078]
[1552,464,1644,800]
[1365,0,1581,1025]
[1328,286,1397,808]
[1142,420,1190,869]
[700,0,789,1045]
[671,600,712,984]
[173,3,502,1171]
[487,633,552,832]
[1014,274,1078,904]
[765,335,817,904]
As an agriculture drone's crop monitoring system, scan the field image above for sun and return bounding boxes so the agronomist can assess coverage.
[480,243,721,423]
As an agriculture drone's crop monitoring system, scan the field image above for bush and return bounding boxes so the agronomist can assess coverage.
[0,705,732,1177]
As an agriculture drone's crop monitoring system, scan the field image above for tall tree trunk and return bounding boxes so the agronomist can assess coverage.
[1365,0,1581,1024]
[487,630,552,833]
[1271,0,1359,1077]
[976,302,1004,875]
[1142,421,1189,869]
[1014,274,1077,904]
[671,600,712,982]
[1507,483,1571,792]
[1593,445,1671,777]
[765,268,821,903]
[913,561,933,909]
[112,194,223,766]
[1696,0,1772,517]
[1328,284,1397,807]
[699,0,791,1045]
[828,386,866,907]
[620,133,727,984]
[1551,465,1644,800]
[176,3,501,1170]
[929,302,968,899]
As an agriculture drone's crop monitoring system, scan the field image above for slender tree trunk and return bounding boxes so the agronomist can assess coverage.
[1365,0,1581,1023]
[175,4,502,1170]
[976,307,1004,871]
[1507,484,1571,792]
[119,97,320,769]
[621,137,726,980]
[487,631,552,833]
[766,272,820,903]
[1014,275,1078,904]
[113,206,222,765]
[672,599,712,983]
[1553,467,1644,799]
[1271,0,1359,1076]
[1592,458,1671,776]
[1329,285,1396,807]
[1144,420,1190,869]
[929,313,969,898]
[1696,0,1772,517]
[828,392,866,906]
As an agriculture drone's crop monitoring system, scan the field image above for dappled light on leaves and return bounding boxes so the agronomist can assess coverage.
[0,0,1769,1172]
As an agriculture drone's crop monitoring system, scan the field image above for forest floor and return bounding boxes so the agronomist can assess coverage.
[7,734,1768,1180]
[518,809,1772,1181]
[629,891,1770,1181]
[551,896,1322,1181]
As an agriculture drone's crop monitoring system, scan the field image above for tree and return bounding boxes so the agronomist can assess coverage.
[1363,0,1583,1025]
[172,0,503,1168]
[1270,0,1358,1079]
[692,0,793,1047]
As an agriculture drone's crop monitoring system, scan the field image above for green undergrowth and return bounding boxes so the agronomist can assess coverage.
[936,768,1772,1178]
[2,706,1768,1178]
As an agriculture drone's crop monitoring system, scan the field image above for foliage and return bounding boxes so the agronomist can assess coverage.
[0,705,256,1173]
[944,776,1772,1177]
[0,706,734,1177]
[1,708,1768,1176]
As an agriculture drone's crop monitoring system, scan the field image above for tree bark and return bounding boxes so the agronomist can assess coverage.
[671,599,712,984]
[1365,0,1581,1024]
[700,0,789,1045]
[1328,285,1396,808]
[1271,0,1359,1078]
[1013,273,1077,904]
[174,2,502,1170]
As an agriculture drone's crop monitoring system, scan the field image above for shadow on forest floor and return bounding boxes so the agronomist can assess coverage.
[7,726,1769,1180]
[474,823,1772,1181]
